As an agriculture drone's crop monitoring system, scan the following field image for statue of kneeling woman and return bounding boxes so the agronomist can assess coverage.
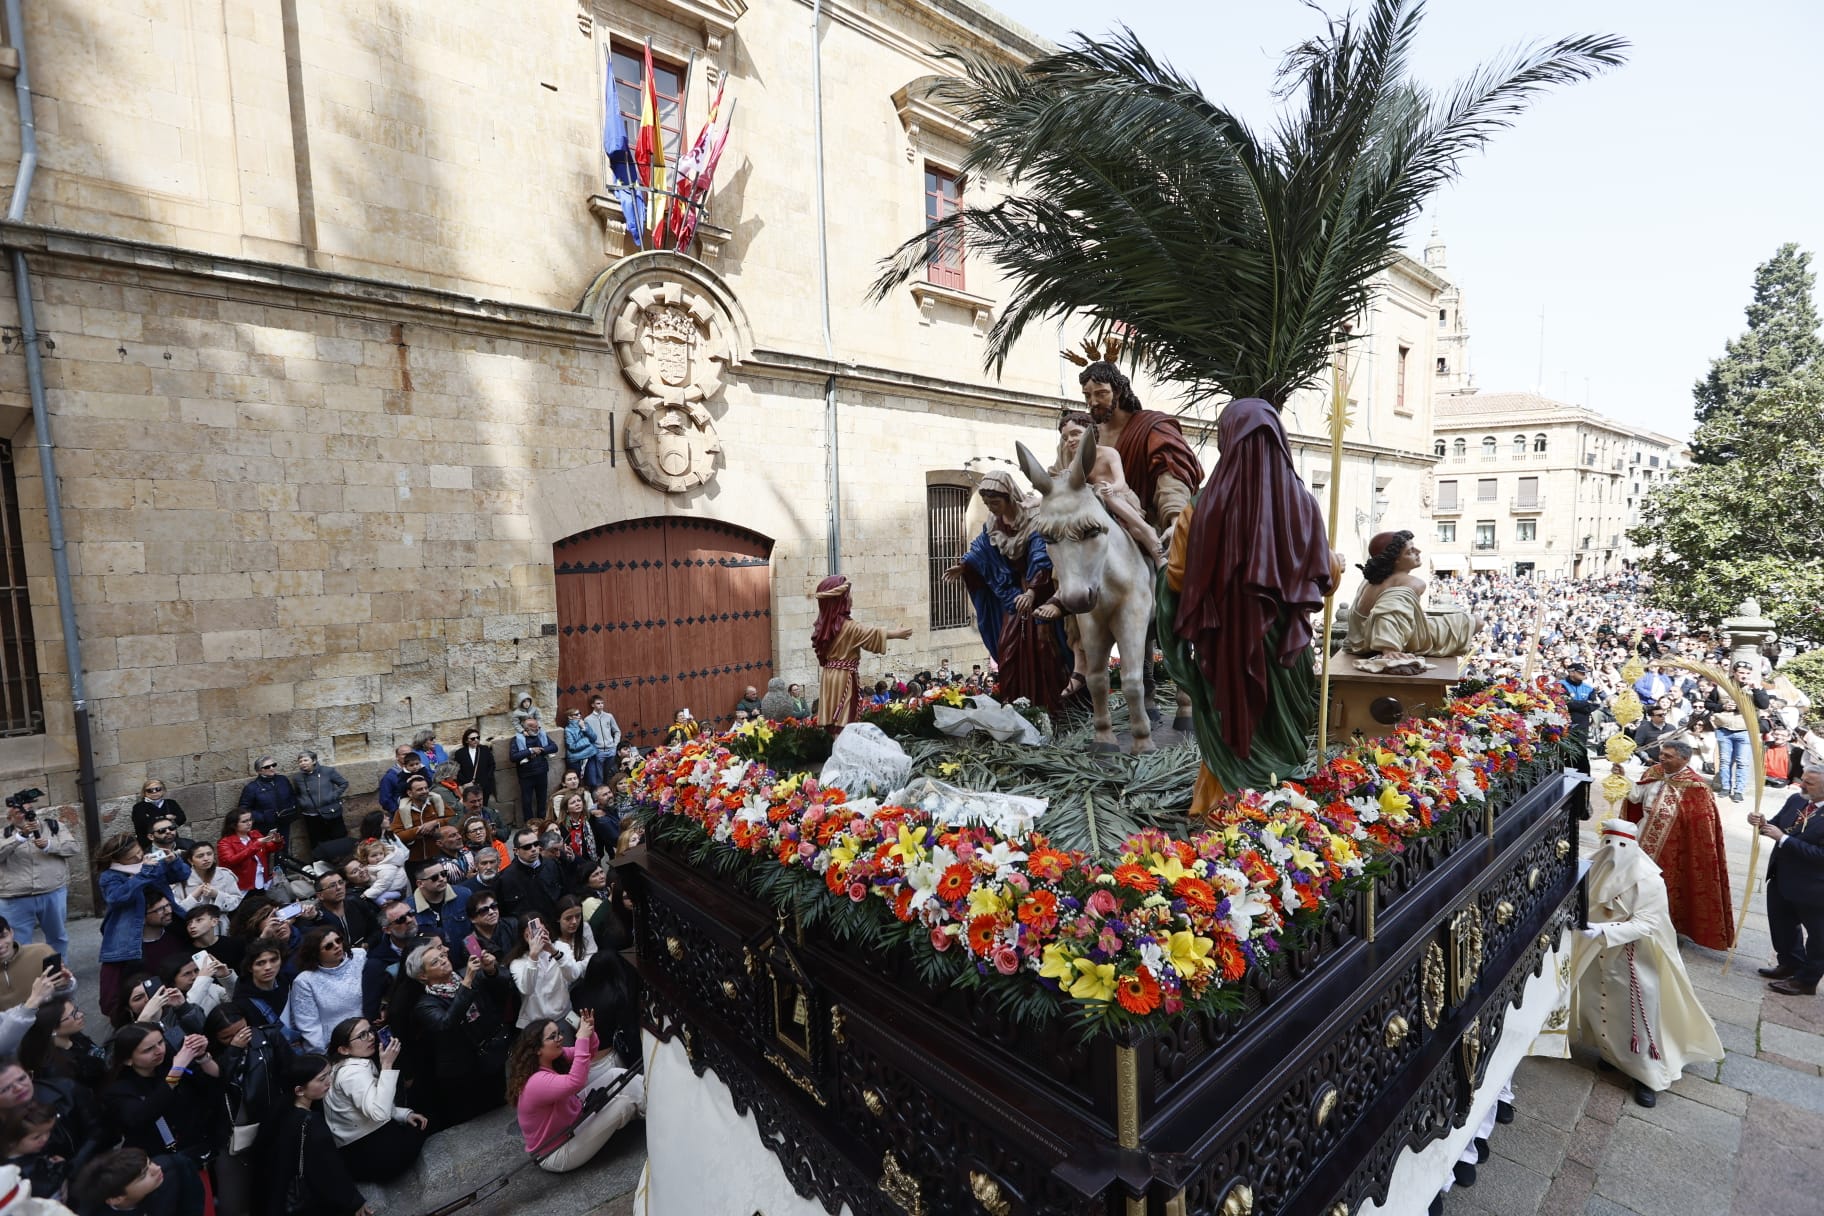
[1343,530,1479,661]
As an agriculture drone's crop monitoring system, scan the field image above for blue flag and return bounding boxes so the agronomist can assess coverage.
[605,61,646,248]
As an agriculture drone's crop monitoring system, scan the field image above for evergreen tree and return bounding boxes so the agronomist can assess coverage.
[1633,245,1824,643]
[1690,243,1824,452]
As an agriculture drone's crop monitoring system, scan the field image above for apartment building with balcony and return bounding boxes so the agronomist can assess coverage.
[1429,392,1683,578]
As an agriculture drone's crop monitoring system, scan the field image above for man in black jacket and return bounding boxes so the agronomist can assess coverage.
[509,718,554,823]
[496,827,563,926]
[1752,767,1824,996]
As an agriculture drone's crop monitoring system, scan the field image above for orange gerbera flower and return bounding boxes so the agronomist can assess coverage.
[1026,847,1073,881]
[892,887,916,922]
[966,915,999,957]
[1173,876,1217,914]
[1213,935,1247,982]
[1113,863,1158,893]
[1114,966,1162,1014]
[936,863,974,902]
[1016,890,1059,928]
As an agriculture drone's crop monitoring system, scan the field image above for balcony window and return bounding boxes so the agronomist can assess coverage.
[1452,438,1467,458]
[1516,519,1537,542]
[924,165,965,290]
[1474,522,1496,549]
[1437,522,1456,543]
[1433,439,1446,458]
[610,44,686,167]
[1437,480,1458,510]
[1533,433,1547,454]
[1477,478,1497,501]
[1480,436,1496,460]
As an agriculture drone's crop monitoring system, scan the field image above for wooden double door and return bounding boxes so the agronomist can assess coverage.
[554,517,774,747]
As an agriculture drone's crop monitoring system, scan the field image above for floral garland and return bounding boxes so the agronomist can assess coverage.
[630,681,1567,1028]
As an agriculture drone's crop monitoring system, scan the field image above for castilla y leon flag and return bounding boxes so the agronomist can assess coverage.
[667,74,725,248]
[674,98,734,251]
[634,39,669,246]
[604,59,646,249]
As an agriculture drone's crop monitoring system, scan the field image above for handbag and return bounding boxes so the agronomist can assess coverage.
[283,1117,310,1216]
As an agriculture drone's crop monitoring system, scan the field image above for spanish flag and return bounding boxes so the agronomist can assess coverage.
[634,39,669,246]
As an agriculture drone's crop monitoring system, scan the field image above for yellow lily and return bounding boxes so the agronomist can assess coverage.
[1378,784,1413,818]
[1148,853,1190,886]
[889,823,928,865]
[966,885,1006,919]
[1164,930,1215,976]
[1068,958,1117,1003]
[1038,943,1076,984]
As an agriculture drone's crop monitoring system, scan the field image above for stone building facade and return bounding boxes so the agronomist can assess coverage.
[0,0,1449,903]
[1429,392,1683,579]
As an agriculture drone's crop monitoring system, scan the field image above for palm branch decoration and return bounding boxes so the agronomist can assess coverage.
[871,0,1627,407]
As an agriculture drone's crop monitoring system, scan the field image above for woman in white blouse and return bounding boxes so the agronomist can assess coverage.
[324,1015,430,1179]
[171,842,244,914]
[506,914,585,1028]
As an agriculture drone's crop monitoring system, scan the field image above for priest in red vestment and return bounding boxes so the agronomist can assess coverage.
[1622,738,1734,950]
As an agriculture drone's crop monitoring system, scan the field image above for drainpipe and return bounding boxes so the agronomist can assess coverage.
[4,0,102,893]
[811,0,840,575]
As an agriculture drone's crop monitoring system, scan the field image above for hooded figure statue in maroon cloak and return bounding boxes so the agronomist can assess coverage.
[1161,398,1335,796]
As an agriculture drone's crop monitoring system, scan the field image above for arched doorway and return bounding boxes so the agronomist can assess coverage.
[554,518,774,747]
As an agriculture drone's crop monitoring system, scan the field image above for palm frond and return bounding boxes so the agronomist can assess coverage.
[871,0,1627,407]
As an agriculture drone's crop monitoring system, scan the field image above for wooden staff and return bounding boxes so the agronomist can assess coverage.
[1314,340,1352,751]
[1521,596,1547,683]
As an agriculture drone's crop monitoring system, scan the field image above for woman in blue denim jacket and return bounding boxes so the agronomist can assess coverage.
[95,831,190,1017]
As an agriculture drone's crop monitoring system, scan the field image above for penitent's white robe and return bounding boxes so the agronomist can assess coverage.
[1535,860,1723,1090]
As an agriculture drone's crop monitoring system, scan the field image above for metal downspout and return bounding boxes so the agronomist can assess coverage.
[811,0,840,575]
[4,0,102,889]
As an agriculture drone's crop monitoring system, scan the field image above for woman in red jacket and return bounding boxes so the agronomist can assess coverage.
[217,808,284,892]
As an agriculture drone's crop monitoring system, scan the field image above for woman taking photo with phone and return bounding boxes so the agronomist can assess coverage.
[508,1009,645,1173]
[324,1016,429,1181]
[216,810,283,893]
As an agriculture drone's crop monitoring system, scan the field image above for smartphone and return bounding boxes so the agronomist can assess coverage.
[191,950,215,974]
[276,903,303,921]
[40,953,60,973]
[140,977,162,999]
[377,1028,394,1050]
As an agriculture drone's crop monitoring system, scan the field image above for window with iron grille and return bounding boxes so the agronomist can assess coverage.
[924,165,965,290]
[927,484,970,630]
[0,442,43,736]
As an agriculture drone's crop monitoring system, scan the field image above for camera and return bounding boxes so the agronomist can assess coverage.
[4,788,42,813]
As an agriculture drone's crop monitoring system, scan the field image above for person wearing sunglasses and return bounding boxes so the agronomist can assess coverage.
[284,927,369,1053]
[129,779,187,851]
[235,756,300,859]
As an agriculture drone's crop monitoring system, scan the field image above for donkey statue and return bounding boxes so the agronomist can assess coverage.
[1016,429,1155,754]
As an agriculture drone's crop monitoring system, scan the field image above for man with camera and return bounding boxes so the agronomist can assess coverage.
[0,787,78,956]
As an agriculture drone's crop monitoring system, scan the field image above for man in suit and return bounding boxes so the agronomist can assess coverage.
[1751,765,1824,996]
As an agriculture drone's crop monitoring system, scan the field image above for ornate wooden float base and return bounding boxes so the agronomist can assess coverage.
[626,767,1582,1215]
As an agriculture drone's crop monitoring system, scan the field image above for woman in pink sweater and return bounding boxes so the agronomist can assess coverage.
[507,1009,646,1172]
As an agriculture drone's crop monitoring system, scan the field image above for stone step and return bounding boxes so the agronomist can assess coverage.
[364,1105,645,1215]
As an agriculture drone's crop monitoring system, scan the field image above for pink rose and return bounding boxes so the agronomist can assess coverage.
[930,926,953,952]
[798,842,816,860]
[1086,890,1119,918]
[991,945,1021,975]
[847,882,868,902]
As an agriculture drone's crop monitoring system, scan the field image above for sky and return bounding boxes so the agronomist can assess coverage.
[980,0,1824,440]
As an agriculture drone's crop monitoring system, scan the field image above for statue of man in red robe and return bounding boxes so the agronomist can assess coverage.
[1622,738,1734,950]
[1077,361,1204,535]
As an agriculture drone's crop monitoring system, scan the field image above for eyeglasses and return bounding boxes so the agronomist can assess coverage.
[474,904,499,914]
[515,842,539,852]
[424,872,448,884]
[259,763,277,771]
[145,786,164,794]
[385,914,413,928]
[352,1027,375,1040]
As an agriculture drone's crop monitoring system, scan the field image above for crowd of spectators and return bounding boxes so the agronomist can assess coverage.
[1438,572,1820,797]
[0,728,647,1216]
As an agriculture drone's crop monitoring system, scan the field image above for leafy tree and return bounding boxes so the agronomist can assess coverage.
[1691,243,1824,445]
[870,0,1626,408]
[1633,246,1824,644]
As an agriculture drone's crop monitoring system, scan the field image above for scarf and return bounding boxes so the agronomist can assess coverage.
[975,469,1041,562]
[425,980,461,1000]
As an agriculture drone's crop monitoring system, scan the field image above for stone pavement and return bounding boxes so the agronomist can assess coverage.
[1443,777,1824,1216]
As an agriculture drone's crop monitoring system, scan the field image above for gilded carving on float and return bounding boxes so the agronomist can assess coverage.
[1527,866,1541,891]
[862,1087,886,1117]
[879,1151,926,1216]
[1421,942,1446,1028]
[1461,1015,1483,1078]
[1220,1181,1255,1216]
[1494,900,1516,927]
[1313,1083,1340,1129]
[830,1005,847,1046]
[1383,1012,1410,1049]
[1449,905,1484,1004]
[610,278,735,493]
[721,979,739,1000]
[969,1171,1011,1216]
[666,935,685,960]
